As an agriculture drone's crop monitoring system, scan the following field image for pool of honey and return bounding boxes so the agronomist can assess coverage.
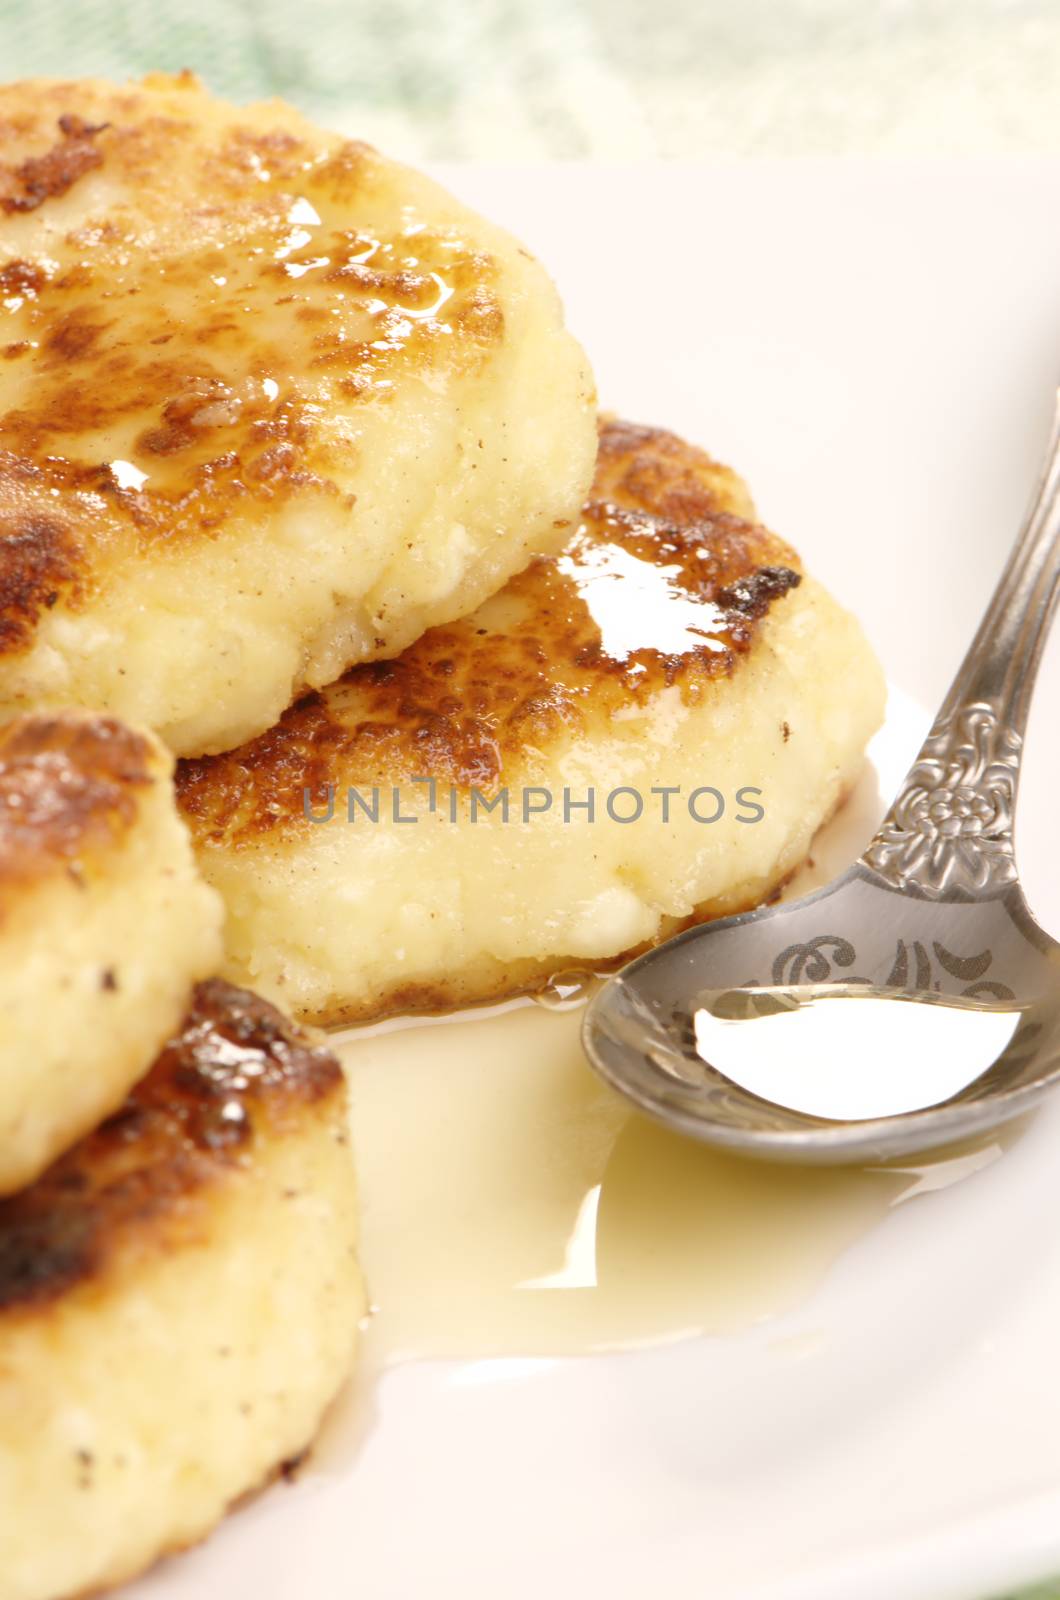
[337,979,1005,1363]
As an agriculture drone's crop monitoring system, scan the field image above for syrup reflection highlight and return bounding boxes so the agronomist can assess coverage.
[556,539,729,663]
[338,989,1004,1361]
[690,985,1025,1122]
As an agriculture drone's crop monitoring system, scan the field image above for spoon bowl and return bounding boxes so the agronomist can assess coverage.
[584,873,1060,1163]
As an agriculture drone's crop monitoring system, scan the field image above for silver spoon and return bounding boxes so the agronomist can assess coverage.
[583,394,1060,1164]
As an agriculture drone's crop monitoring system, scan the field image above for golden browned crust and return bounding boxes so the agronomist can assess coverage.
[592,415,757,521]
[0,73,507,658]
[0,712,157,895]
[0,979,342,1316]
[177,418,801,842]
[0,508,81,653]
[0,113,107,214]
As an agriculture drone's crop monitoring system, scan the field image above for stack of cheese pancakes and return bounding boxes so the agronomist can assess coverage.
[0,72,883,1600]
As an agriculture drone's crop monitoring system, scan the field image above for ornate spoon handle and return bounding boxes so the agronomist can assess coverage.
[862,393,1060,899]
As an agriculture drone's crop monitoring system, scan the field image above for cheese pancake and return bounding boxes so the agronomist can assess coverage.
[0,711,222,1194]
[177,419,886,1025]
[0,979,363,1600]
[0,73,595,754]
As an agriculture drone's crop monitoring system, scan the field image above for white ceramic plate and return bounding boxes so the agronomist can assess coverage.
[125,161,1060,1600]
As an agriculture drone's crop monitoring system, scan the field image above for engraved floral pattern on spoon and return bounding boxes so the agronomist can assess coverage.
[741,935,1015,1002]
[862,702,1021,896]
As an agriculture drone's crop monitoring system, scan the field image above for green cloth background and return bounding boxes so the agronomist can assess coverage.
[2,0,1060,160]
[1,1,1059,1594]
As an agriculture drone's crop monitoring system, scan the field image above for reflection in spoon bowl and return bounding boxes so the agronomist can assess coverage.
[690,985,1026,1122]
